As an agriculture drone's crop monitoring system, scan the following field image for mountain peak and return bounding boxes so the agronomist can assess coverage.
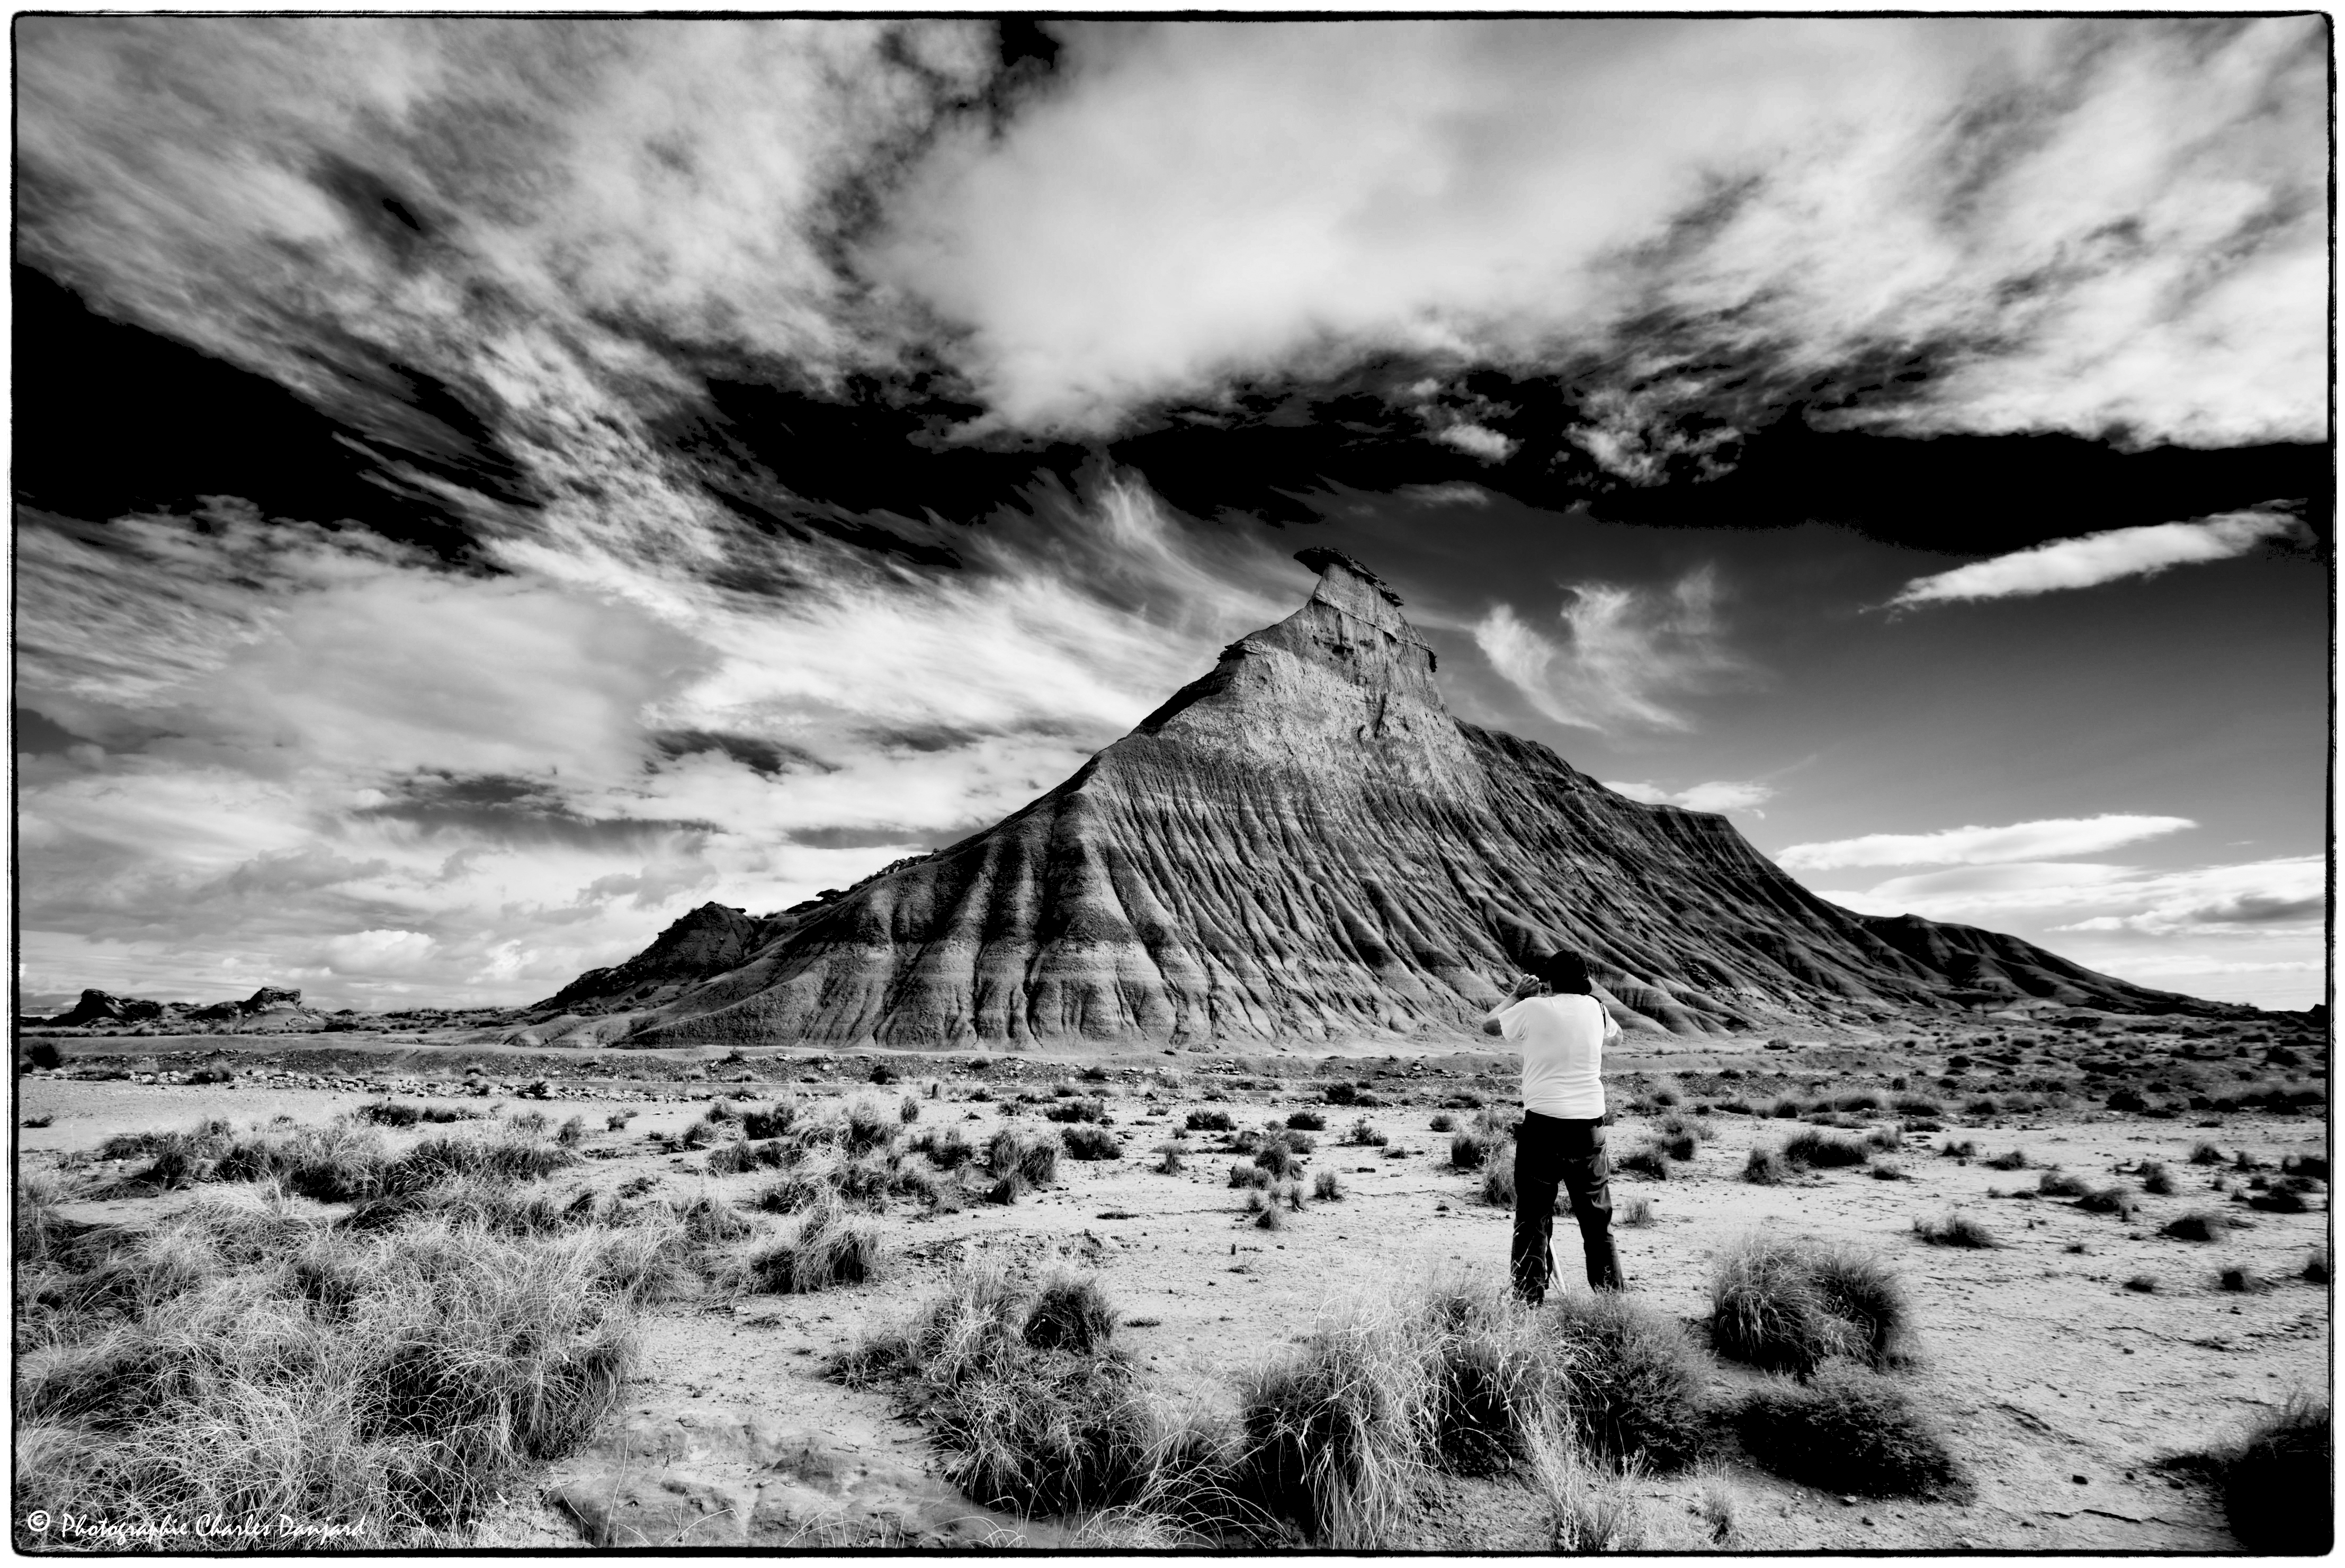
[1295,545,1404,607]
[542,562,2223,1047]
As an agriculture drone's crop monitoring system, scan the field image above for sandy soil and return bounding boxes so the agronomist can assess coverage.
[16,1025,2329,1551]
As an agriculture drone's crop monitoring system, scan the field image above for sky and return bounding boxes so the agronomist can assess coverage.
[12,16,2331,1014]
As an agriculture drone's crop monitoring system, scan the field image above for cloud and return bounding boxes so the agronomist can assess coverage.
[1396,482,1491,508]
[13,470,1302,1008]
[1473,566,1746,732]
[1800,854,2324,1007]
[1887,508,2305,608]
[1431,423,1519,463]
[1776,813,2194,872]
[1605,779,1774,814]
[874,19,2324,448]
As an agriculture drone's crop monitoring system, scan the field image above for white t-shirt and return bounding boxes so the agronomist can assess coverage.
[1490,993,1619,1120]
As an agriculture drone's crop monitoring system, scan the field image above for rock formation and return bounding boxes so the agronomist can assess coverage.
[544,551,2234,1048]
[30,984,322,1033]
[539,903,777,1013]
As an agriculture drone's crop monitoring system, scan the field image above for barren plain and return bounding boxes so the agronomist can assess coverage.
[15,1012,2328,1552]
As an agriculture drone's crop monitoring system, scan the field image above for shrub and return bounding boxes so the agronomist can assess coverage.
[1769,1097,1804,1118]
[13,1202,664,1543]
[1742,1146,1789,1186]
[1982,1149,2029,1171]
[987,1127,1060,1188]
[1255,1141,1302,1180]
[2162,1210,2235,1242]
[1026,1273,1118,1354]
[1708,1235,1912,1376]
[1428,1113,1456,1133]
[1939,1140,1977,1161]
[837,1265,1151,1520]
[1780,1129,1869,1170]
[984,1172,1028,1206]
[2218,1265,2264,1293]
[843,1100,896,1155]
[2035,1170,2088,1197]
[914,1126,974,1171]
[2281,1153,2329,1181]
[1238,1297,1435,1544]
[1323,1082,1361,1107]
[1255,1202,1288,1232]
[2124,1275,2159,1293]
[752,1169,835,1214]
[2188,1141,2224,1166]
[1062,1126,1123,1162]
[1615,1142,1673,1181]
[1481,1162,1517,1207]
[1545,1289,1711,1470]
[2304,1246,2330,1285]
[704,1137,789,1176]
[1733,1364,1965,1498]
[1863,1123,1904,1153]
[1892,1095,1944,1118]
[1286,1110,1327,1132]
[2249,1187,2310,1214]
[735,1101,795,1140]
[742,1197,887,1294]
[1659,1131,1698,1162]
[2139,1161,2176,1196]
[1619,1194,1655,1226]
[2178,1395,2334,1554]
[1869,1163,1910,1181]
[1046,1098,1106,1125]
[1449,1130,1495,1170]
[1963,1096,2001,1118]
[1313,1169,1344,1202]
[900,1095,922,1125]
[1153,1143,1186,1175]
[1912,1211,1998,1249]
[605,1109,637,1132]
[2077,1185,2140,1219]
[1186,1109,1234,1133]
[1345,1118,1389,1148]
[1229,1161,1270,1190]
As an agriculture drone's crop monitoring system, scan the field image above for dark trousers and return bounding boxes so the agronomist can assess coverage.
[1512,1110,1625,1301]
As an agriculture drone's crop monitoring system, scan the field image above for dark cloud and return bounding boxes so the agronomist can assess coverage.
[649,729,825,778]
[356,773,717,848]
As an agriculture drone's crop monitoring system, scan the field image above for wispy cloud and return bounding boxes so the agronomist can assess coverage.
[877,19,2324,450]
[1395,482,1491,508]
[1472,566,1746,732]
[1775,813,2195,872]
[1605,778,1774,814]
[14,473,1299,1008]
[1797,854,2324,1008]
[1887,508,2306,609]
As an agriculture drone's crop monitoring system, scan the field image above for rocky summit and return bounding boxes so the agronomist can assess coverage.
[542,552,2225,1049]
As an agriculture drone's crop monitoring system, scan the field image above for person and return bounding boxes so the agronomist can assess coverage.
[1481,949,1625,1300]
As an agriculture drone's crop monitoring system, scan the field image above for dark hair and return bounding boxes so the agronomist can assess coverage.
[1529,950,1592,994]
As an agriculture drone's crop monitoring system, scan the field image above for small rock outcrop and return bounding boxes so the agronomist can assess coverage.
[535,903,781,1014]
[545,552,2240,1047]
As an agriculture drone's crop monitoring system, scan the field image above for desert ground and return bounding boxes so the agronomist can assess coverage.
[14,1014,2329,1552]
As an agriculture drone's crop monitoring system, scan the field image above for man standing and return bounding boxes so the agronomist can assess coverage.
[1481,949,1625,1301]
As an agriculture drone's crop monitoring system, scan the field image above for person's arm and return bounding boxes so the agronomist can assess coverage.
[1480,974,1543,1036]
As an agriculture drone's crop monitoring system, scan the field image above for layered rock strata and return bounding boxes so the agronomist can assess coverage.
[556,552,2222,1047]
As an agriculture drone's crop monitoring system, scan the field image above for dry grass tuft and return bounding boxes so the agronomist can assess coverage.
[1732,1363,1966,1499]
[10,1158,735,1546]
[1708,1235,1914,1376]
[1543,1289,1711,1470]
[739,1196,887,1294]
[1912,1211,1999,1249]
